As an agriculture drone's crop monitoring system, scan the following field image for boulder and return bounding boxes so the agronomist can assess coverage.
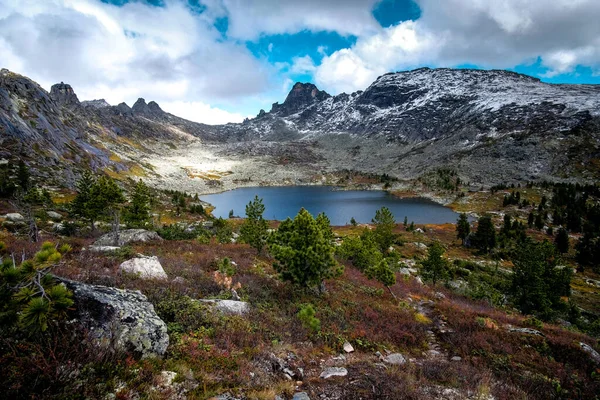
[47,211,63,221]
[61,279,168,358]
[4,212,24,222]
[320,367,348,379]
[94,229,162,246]
[88,245,121,253]
[580,342,600,365]
[343,341,355,353]
[198,299,250,315]
[507,326,544,337]
[292,393,310,400]
[383,353,407,365]
[120,255,168,280]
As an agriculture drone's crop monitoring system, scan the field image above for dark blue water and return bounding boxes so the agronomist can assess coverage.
[201,186,460,226]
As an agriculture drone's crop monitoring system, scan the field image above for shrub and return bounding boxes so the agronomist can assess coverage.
[297,304,321,333]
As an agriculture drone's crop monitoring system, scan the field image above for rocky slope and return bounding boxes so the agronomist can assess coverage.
[1,67,599,188]
[0,68,216,186]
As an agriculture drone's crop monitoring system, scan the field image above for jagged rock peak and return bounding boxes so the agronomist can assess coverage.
[271,82,331,116]
[132,98,164,115]
[81,99,111,109]
[132,97,148,113]
[50,81,80,106]
[116,102,132,114]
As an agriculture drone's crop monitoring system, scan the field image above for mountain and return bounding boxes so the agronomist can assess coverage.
[219,68,600,183]
[1,67,599,187]
[0,68,217,186]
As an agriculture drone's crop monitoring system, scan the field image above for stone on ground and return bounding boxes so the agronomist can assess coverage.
[120,255,168,280]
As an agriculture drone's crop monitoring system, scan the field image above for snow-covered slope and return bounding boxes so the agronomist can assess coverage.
[227,68,600,143]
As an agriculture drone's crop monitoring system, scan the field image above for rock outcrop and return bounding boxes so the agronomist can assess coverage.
[198,299,250,315]
[49,82,80,107]
[61,278,169,358]
[120,255,168,280]
[94,229,163,246]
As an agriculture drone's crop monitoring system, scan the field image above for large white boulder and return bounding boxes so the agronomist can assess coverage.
[4,213,24,222]
[120,255,167,280]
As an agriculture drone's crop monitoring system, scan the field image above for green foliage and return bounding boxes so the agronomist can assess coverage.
[71,171,124,230]
[472,215,496,253]
[0,242,73,334]
[456,213,470,245]
[214,217,233,243]
[269,208,341,288]
[575,231,600,272]
[239,195,268,254]
[510,240,572,320]
[337,229,383,271]
[372,206,395,252]
[297,304,321,333]
[216,257,236,276]
[123,179,151,228]
[365,258,396,288]
[350,217,357,226]
[554,227,569,254]
[17,159,30,190]
[420,242,450,285]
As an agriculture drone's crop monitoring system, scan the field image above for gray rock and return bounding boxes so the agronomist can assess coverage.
[46,211,63,221]
[320,367,348,379]
[88,245,121,253]
[434,292,446,300]
[94,229,162,247]
[414,276,424,285]
[580,342,600,365]
[398,268,412,275]
[383,353,406,365]
[198,299,249,315]
[343,341,354,353]
[61,279,168,358]
[508,326,544,336]
[120,255,168,280]
[4,213,24,222]
[292,392,311,400]
[451,356,462,362]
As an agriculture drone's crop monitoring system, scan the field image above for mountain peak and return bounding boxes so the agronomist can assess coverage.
[50,82,80,107]
[81,99,110,109]
[270,82,331,116]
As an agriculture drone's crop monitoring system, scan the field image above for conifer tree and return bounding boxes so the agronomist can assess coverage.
[510,240,572,319]
[365,258,397,298]
[473,215,496,253]
[239,195,269,254]
[555,227,569,254]
[123,179,151,228]
[456,213,470,245]
[372,206,395,252]
[420,241,449,285]
[269,208,341,289]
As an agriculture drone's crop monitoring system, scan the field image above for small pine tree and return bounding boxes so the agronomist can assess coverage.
[510,240,572,320]
[473,215,496,253]
[0,242,73,334]
[456,213,470,245]
[123,180,151,228]
[555,227,569,254]
[17,159,30,190]
[269,208,341,289]
[239,195,269,254]
[365,258,397,298]
[372,206,395,252]
[71,170,95,230]
[71,172,124,232]
[420,242,449,285]
[350,217,357,226]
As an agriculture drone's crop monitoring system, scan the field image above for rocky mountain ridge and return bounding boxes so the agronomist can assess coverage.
[1,67,599,187]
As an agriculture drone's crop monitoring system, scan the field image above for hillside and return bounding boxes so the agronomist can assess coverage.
[1,67,600,189]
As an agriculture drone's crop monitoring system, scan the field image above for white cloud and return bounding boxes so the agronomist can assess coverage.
[315,0,600,93]
[290,55,317,74]
[215,0,380,40]
[0,0,270,122]
[160,101,251,125]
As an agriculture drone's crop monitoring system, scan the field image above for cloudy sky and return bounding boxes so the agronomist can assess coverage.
[1,0,600,124]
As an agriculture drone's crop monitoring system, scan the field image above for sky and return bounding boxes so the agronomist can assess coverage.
[1,0,600,124]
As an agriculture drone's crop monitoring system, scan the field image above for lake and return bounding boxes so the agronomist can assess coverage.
[201,186,460,226]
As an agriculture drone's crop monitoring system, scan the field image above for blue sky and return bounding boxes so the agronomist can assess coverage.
[1,0,599,123]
